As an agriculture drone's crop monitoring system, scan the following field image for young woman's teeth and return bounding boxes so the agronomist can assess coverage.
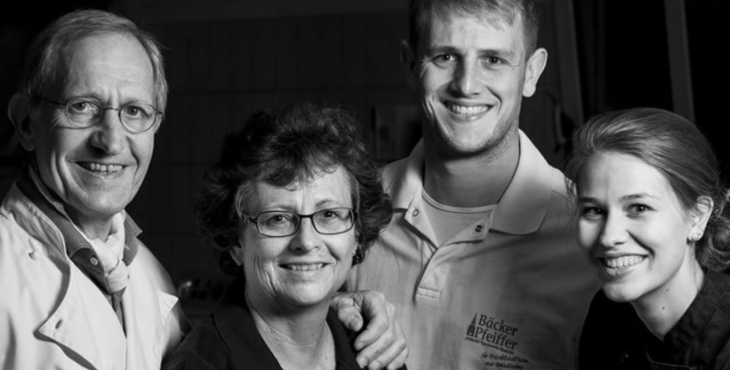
[286,264,324,271]
[447,103,487,115]
[602,256,644,269]
[82,163,123,173]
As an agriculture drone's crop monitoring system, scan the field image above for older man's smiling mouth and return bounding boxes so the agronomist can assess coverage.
[79,162,124,174]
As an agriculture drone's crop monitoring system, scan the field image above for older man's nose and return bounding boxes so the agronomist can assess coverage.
[90,110,126,155]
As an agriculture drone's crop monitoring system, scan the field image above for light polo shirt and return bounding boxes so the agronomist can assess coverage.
[347,131,601,370]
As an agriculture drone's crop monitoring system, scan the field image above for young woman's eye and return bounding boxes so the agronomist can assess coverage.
[581,207,604,218]
[628,204,650,214]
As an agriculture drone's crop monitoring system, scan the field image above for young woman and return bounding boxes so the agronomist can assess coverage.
[565,108,730,369]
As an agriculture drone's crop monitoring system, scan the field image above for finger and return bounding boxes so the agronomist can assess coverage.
[352,291,390,350]
[331,293,364,332]
[353,306,389,351]
[369,330,407,370]
[386,347,409,370]
[355,321,394,369]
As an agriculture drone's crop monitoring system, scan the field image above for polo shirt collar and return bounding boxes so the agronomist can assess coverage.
[388,130,554,236]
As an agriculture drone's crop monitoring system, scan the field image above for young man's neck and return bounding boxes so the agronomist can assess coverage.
[423,133,520,208]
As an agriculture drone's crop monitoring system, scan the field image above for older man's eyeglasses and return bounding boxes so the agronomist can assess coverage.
[35,96,163,134]
[244,208,357,237]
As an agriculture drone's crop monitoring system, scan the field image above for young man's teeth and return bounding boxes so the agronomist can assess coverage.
[603,256,644,269]
[287,264,324,271]
[447,103,487,115]
[82,163,123,173]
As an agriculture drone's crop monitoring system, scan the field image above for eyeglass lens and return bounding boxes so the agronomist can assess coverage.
[255,208,354,236]
[64,97,158,132]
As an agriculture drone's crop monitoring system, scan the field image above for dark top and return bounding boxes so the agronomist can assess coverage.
[164,278,406,370]
[579,270,730,369]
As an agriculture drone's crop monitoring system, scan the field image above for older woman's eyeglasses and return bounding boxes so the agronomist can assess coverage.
[35,96,163,134]
[244,208,357,237]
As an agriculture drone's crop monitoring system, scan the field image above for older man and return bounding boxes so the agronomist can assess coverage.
[0,9,404,370]
[347,0,600,369]
[0,9,184,369]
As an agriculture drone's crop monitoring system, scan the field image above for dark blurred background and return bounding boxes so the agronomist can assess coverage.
[1,0,726,317]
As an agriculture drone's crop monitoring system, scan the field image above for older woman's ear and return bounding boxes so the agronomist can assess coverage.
[229,248,243,266]
[352,245,364,265]
[688,196,714,242]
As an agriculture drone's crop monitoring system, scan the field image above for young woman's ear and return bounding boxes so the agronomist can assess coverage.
[8,94,36,152]
[688,196,714,242]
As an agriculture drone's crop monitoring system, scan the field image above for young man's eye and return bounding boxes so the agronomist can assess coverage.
[481,56,504,67]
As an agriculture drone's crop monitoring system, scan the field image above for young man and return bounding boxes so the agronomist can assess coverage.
[348,1,599,369]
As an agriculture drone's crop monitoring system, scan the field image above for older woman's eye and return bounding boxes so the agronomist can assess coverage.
[320,210,337,219]
[261,213,294,227]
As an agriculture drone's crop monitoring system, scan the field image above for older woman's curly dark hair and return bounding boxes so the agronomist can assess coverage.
[195,102,393,275]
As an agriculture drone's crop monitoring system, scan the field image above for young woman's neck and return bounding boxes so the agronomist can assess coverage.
[631,259,705,341]
[245,290,335,370]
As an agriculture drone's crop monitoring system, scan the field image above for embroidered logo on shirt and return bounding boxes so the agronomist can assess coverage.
[465,313,529,369]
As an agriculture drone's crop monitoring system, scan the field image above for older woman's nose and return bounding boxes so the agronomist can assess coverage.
[290,218,323,253]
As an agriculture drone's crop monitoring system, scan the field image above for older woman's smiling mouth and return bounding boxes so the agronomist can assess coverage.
[281,263,326,272]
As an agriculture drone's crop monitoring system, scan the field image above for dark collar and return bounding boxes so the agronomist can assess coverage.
[661,270,725,349]
[16,168,140,297]
[213,278,363,370]
[16,168,140,264]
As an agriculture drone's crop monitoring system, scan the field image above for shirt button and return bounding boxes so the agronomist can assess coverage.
[475,225,484,232]
[412,209,419,217]
[29,251,36,260]
[90,257,99,266]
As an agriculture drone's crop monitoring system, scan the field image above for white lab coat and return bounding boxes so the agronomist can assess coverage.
[0,183,185,369]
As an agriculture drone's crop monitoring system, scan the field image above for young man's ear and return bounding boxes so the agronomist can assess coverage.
[522,47,548,98]
[400,39,418,89]
[8,93,35,152]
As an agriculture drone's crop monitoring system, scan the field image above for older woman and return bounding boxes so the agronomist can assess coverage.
[565,108,730,368]
[164,103,403,370]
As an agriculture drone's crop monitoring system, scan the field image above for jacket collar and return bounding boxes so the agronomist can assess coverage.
[660,270,729,355]
[214,278,363,369]
[387,130,555,235]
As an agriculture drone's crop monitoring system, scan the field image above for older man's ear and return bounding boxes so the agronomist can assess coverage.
[8,93,35,152]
